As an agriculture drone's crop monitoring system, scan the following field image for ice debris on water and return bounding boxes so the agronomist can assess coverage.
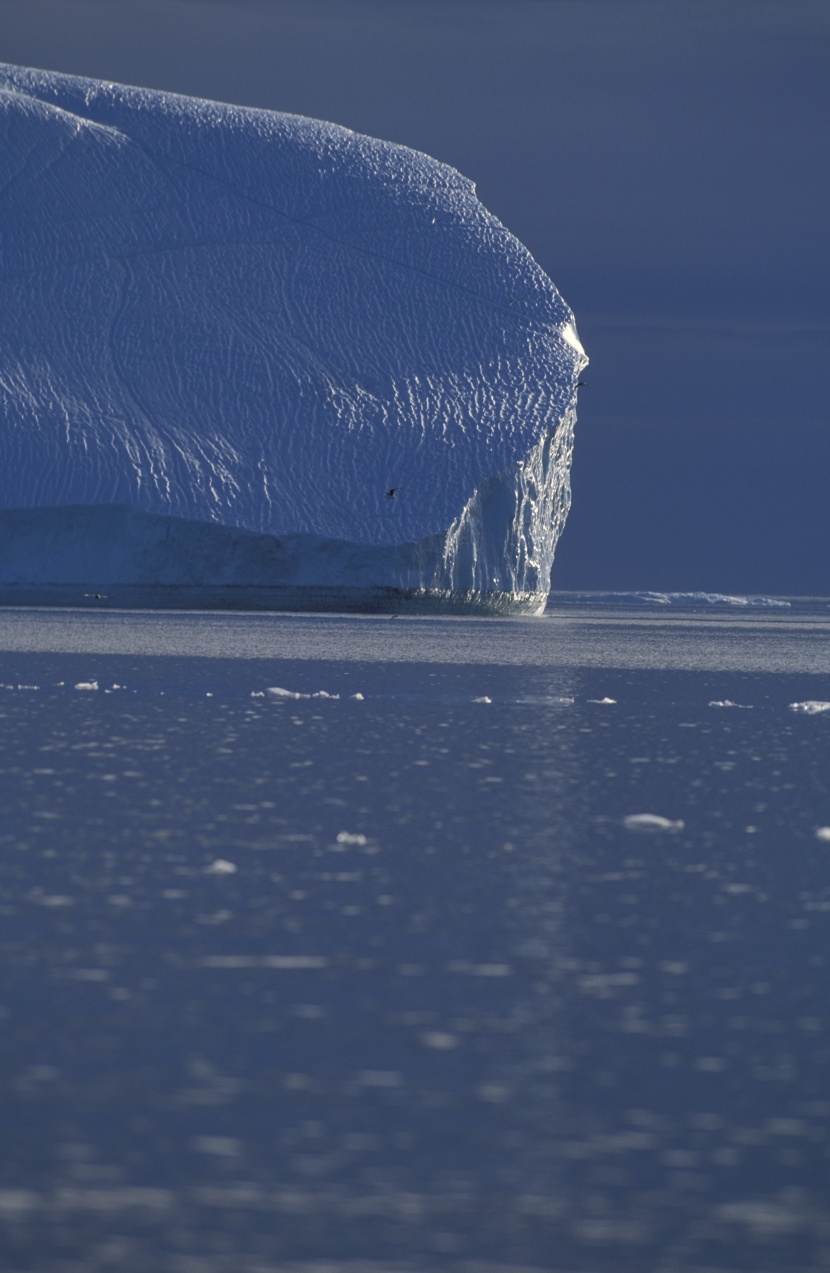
[624,814,685,833]
[815,828,830,842]
[709,700,753,709]
[789,702,830,715]
[472,696,492,703]
[587,697,617,705]
[74,681,98,691]
[335,832,368,847]
[567,592,791,609]
[265,687,340,700]
[205,859,238,875]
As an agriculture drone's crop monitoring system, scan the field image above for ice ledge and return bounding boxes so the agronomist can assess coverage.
[0,407,575,616]
[0,582,548,617]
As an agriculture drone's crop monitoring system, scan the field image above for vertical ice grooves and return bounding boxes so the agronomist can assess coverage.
[433,404,576,602]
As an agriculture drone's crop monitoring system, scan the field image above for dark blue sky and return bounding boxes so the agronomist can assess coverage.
[4,0,828,593]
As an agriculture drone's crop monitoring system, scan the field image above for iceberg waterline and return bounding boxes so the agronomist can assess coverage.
[0,64,585,613]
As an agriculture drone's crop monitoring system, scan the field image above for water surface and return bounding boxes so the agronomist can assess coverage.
[1,603,829,1271]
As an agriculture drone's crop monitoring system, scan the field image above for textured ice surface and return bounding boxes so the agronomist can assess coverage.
[0,64,585,611]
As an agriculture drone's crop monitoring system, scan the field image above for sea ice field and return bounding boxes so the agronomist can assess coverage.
[2,597,830,1272]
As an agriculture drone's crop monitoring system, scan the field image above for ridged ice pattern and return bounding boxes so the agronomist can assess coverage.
[0,64,586,606]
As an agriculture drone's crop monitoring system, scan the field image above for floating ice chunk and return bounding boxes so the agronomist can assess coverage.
[816,828,830,842]
[191,1137,241,1158]
[565,592,791,609]
[587,697,616,704]
[205,859,238,875]
[356,1070,403,1088]
[789,701,830,715]
[472,696,492,703]
[74,680,98,691]
[200,954,327,969]
[265,686,339,700]
[624,813,685,833]
[335,832,368,847]
[421,1031,461,1050]
[350,693,365,701]
[709,700,753,709]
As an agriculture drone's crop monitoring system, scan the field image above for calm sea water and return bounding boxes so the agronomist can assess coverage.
[1,601,830,1272]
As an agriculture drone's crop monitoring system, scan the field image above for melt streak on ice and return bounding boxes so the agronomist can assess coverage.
[0,64,586,612]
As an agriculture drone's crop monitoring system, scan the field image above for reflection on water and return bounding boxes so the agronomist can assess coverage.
[0,608,829,1270]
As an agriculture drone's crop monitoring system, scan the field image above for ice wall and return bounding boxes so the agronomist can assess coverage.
[0,64,586,611]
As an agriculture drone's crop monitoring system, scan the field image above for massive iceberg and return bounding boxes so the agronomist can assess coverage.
[0,64,586,614]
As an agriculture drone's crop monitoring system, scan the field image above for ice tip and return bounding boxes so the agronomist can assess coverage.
[561,321,586,359]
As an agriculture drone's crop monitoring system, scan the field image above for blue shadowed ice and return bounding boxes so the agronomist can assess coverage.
[0,64,586,613]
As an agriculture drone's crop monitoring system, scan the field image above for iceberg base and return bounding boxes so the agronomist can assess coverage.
[0,582,547,616]
[0,505,549,616]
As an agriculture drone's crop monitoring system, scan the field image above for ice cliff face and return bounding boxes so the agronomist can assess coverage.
[0,64,586,612]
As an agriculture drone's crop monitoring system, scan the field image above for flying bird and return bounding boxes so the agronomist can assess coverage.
[385,487,400,499]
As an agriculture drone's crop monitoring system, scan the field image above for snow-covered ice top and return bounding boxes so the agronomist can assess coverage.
[0,64,585,604]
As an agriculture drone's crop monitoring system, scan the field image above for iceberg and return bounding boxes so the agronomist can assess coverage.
[0,64,586,614]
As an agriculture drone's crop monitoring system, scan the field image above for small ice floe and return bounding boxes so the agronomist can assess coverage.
[334,831,367,847]
[264,686,340,700]
[350,693,365,700]
[472,696,492,703]
[709,700,753,709]
[815,827,830,842]
[190,1136,241,1158]
[587,697,616,705]
[420,1031,460,1050]
[789,701,830,715]
[624,813,685,833]
[74,680,98,691]
[205,859,237,875]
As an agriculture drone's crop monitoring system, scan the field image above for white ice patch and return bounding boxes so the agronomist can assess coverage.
[567,592,791,609]
[709,700,753,709]
[204,859,238,875]
[624,813,685,833]
[265,687,340,700]
[74,680,98,691]
[560,322,585,356]
[815,827,830,842]
[789,701,830,715]
[472,696,492,703]
[587,697,617,704]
